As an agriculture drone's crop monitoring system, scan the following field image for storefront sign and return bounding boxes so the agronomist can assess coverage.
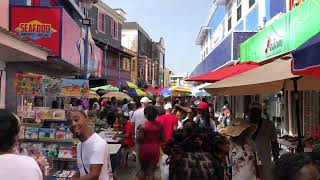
[14,20,57,40]
[240,0,320,62]
[61,79,89,97]
[15,73,42,95]
[41,77,61,96]
[10,6,62,56]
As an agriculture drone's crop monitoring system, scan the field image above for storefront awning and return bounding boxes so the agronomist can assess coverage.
[0,27,52,62]
[292,32,320,77]
[187,62,259,82]
[204,59,320,96]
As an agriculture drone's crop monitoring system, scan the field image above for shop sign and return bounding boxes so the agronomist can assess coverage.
[14,20,57,40]
[15,73,42,95]
[10,6,62,56]
[61,79,89,97]
[41,77,61,96]
[240,0,320,62]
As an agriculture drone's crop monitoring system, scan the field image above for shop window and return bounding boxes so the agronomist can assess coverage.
[303,91,320,136]
[228,17,232,31]
[111,18,118,40]
[249,0,255,8]
[98,10,106,33]
[289,0,304,10]
[237,4,242,21]
[245,6,259,31]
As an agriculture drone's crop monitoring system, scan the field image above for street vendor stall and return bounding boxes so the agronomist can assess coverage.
[14,73,91,177]
[205,59,320,152]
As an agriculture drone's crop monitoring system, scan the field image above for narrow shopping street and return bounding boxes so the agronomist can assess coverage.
[1,0,320,180]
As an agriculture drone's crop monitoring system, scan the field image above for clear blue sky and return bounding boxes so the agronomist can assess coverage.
[103,0,211,75]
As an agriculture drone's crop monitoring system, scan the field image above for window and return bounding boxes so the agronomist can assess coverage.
[228,17,232,31]
[110,18,119,40]
[98,11,106,33]
[237,4,242,21]
[249,0,255,8]
[227,10,232,31]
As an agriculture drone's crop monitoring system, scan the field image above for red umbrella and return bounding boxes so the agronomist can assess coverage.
[187,62,260,82]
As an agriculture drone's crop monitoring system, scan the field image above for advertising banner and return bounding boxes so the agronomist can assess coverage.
[61,79,89,97]
[240,0,320,62]
[10,6,62,56]
[15,73,42,95]
[41,77,61,96]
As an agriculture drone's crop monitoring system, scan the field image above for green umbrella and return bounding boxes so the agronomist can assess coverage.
[91,85,119,92]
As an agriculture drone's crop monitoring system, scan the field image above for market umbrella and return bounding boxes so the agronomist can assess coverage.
[187,62,260,82]
[127,88,148,97]
[192,83,211,97]
[91,85,119,92]
[172,84,195,94]
[119,81,138,89]
[102,92,132,101]
[143,89,154,96]
[160,87,173,97]
[89,90,100,99]
[205,59,320,152]
[155,87,165,95]
[146,86,157,94]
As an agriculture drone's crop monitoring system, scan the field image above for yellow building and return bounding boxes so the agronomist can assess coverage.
[122,47,138,85]
[164,67,172,87]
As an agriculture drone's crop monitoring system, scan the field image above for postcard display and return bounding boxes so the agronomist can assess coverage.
[15,73,89,177]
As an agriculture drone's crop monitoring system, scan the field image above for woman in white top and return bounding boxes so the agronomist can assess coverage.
[0,110,42,180]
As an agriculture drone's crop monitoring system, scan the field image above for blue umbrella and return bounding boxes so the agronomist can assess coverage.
[160,87,172,96]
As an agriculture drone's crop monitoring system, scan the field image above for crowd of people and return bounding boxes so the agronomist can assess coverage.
[1,95,320,180]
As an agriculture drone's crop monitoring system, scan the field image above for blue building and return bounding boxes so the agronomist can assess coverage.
[192,0,287,77]
[192,0,287,117]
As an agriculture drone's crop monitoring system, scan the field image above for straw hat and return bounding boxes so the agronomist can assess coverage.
[222,118,257,137]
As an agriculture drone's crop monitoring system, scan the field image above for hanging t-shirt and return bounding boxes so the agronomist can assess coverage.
[230,144,258,180]
[0,154,42,180]
[77,133,112,180]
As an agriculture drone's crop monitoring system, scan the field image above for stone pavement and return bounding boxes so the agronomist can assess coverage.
[114,157,161,180]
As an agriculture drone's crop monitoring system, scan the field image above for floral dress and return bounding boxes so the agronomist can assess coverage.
[230,144,258,180]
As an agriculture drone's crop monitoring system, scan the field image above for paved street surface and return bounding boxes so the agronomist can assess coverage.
[115,157,161,180]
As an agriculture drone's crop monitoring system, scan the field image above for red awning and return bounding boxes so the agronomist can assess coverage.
[187,62,260,82]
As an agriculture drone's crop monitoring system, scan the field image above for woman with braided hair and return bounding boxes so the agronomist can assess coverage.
[163,127,230,180]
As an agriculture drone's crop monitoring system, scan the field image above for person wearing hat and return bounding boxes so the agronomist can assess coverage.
[249,102,279,180]
[157,103,178,143]
[223,119,262,180]
[194,102,216,132]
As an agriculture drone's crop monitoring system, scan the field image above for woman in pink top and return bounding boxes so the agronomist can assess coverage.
[137,105,165,180]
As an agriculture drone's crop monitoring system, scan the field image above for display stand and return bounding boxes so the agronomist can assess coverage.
[15,73,89,178]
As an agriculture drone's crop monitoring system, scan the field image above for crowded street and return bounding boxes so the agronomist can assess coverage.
[1,0,320,180]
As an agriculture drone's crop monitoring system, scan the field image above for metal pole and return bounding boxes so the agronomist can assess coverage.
[292,77,303,152]
[84,9,89,79]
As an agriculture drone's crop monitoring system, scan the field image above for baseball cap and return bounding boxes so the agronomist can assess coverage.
[140,97,151,103]
[164,103,173,110]
[196,102,209,109]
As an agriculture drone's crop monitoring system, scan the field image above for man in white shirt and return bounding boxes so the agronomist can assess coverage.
[67,110,112,180]
[132,97,151,137]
